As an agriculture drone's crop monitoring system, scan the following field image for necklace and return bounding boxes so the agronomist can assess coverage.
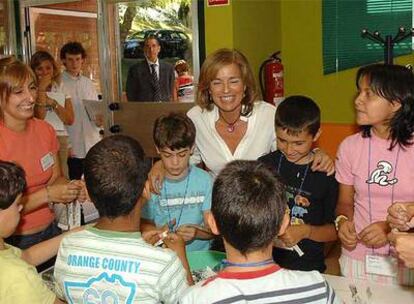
[219,111,241,133]
[163,168,191,232]
[221,258,274,268]
[277,152,311,205]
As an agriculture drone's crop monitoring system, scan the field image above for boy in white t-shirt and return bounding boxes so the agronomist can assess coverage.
[180,160,341,304]
[54,135,192,304]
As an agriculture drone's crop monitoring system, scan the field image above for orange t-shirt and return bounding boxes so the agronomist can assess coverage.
[0,119,59,232]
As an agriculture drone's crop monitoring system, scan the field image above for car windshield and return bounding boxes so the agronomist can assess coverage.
[129,31,146,40]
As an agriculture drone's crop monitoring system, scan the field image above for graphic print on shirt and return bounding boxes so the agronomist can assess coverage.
[366,160,398,186]
[63,254,140,304]
[286,186,310,226]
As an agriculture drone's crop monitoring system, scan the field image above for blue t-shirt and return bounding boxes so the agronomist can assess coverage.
[141,165,212,251]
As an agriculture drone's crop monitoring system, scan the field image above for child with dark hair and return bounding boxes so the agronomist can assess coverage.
[60,41,100,180]
[0,160,68,304]
[259,95,338,273]
[336,64,414,285]
[141,113,213,252]
[54,135,191,303]
[180,160,340,303]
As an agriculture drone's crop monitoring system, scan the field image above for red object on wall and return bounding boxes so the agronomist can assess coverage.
[208,0,230,6]
[259,52,284,105]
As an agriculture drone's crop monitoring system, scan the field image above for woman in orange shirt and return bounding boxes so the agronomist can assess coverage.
[0,57,82,251]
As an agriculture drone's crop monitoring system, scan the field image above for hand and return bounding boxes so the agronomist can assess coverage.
[311,149,335,176]
[358,221,390,248]
[338,220,358,250]
[163,232,186,255]
[37,75,52,92]
[387,203,412,231]
[176,225,197,242]
[388,231,414,268]
[73,179,89,203]
[279,225,310,247]
[48,181,82,203]
[142,230,163,246]
[148,160,165,194]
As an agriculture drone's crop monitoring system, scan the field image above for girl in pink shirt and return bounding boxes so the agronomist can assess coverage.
[335,64,414,285]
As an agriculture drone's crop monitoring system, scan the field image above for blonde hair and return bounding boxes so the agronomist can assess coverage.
[30,51,61,85]
[196,48,257,116]
[0,56,36,120]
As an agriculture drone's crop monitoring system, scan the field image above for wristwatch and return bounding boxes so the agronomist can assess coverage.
[334,215,348,231]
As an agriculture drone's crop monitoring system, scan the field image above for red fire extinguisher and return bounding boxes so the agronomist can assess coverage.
[259,51,284,105]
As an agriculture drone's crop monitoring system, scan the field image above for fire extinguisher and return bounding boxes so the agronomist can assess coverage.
[259,51,284,105]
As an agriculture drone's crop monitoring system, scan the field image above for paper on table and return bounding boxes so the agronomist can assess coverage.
[45,91,65,131]
[83,99,103,126]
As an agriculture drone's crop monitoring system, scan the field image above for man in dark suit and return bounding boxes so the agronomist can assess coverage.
[126,35,177,102]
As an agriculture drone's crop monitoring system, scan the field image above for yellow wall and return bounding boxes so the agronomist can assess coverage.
[204,0,414,124]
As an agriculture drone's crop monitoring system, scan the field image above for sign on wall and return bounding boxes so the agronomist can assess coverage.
[207,0,230,7]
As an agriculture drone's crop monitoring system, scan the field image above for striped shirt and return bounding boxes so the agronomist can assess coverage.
[54,226,188,304]
[179,265,340,304]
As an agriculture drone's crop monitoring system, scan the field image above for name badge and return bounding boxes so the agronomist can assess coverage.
[365,253,397,277]
[40,152,54,172]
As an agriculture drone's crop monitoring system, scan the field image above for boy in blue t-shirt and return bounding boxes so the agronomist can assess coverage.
[141,113,213,252]
[258,96,338,273]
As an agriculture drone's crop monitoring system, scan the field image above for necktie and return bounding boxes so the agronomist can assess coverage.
[151,64,161,101]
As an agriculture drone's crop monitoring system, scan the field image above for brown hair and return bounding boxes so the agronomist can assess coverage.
[196,48,257,116]
[30,51,61,85]
[0,56,36,120]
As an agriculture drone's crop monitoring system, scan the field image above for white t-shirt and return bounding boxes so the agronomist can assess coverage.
[62,71,100,158]
[180,265,341,304]
[54,226,188,304]
[187,101,276,178]
[44,82,71,136]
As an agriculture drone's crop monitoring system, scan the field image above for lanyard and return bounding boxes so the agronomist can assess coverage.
[163,168,191,232]
[277,153,310,198]
[221,258,274,268]
[367,137,400,254]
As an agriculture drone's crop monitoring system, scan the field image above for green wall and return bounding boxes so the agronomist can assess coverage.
[204,0,414,124]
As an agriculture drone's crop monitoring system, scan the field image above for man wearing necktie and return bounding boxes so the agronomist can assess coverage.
[126,35,177,102]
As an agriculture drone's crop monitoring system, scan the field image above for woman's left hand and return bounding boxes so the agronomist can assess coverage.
[311,149,335,176]
[358,221,390,248]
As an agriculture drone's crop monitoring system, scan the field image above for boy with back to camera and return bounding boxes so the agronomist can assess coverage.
[141,113,214,252]
[54,135,192,304]
[179,160,340,303]
[258,96,338,273]
[0,160,66,304]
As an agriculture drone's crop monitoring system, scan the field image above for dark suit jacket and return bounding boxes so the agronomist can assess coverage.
[126,60,175,102]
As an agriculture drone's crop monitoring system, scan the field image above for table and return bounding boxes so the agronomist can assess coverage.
[324,274,414,303]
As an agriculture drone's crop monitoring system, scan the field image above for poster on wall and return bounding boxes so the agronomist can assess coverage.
[208,0,230,7]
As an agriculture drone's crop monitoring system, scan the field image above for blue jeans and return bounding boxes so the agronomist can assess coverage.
[6,222,61,249]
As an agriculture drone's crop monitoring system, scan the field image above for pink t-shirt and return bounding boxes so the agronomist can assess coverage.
[0,119,59,232]
[335,132,414,260]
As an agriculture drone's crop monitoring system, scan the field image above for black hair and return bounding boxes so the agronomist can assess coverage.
[275,95,321,137]
[212,160,286,255]
[356,64,414,150]
[0,161,26,209]
[153,112,196,150]
[84,135,150,219]
[60,41,87,60]
[144,34,160,46]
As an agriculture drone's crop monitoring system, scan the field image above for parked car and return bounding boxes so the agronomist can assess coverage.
[124,29,189,59]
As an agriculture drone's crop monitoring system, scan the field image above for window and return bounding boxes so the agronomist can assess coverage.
[322,0,412,74]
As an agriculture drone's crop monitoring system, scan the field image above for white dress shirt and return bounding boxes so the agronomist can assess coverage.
[187,101,277,178]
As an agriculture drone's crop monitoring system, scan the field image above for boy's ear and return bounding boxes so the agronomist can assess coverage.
[312,128,322,143]
[207,212,220,235]
[277,210,290,236]
[190,145,195,154]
